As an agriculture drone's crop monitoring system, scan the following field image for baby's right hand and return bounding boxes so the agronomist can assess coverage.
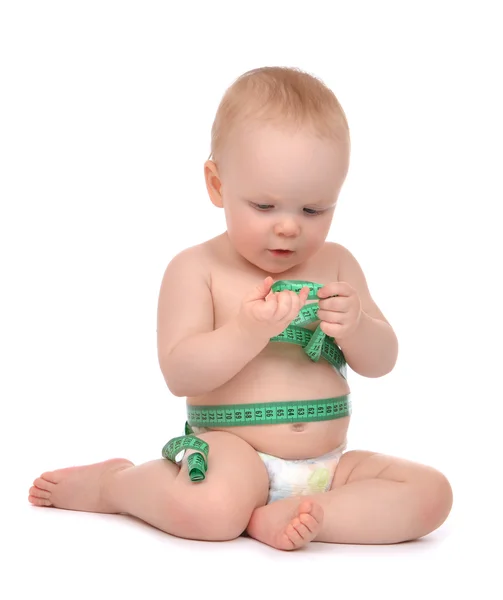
[236,276,310,340]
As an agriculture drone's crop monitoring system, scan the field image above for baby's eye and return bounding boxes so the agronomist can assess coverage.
[251,203,322,215]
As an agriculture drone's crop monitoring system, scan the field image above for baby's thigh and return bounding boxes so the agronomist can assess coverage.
[177,431,269,536]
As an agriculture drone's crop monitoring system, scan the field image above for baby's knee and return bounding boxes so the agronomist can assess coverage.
[171,475,255,541]
[431,471,453,522]
[178,487,253,540]
[208,490,254,539]
[418,469,453,534]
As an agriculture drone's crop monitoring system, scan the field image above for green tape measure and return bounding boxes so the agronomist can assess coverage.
[187,395,351,427]
[162,396,351,482]
[269,280,346,377]
[162,425,209,482]
[162,280,350,483]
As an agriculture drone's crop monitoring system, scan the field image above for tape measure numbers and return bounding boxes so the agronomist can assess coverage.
[162,396,350,482]
[162,430,209,482]
[187,395,351,427]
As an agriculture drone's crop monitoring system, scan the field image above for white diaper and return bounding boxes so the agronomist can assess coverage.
[257,440,347,503]
[189,426,346,504]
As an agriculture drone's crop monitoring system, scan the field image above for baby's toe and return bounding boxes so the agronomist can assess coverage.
[30,485,51,499]
[28,492,52,506]
[40,470,60,484]
[298,500,324,523]
[34,476,54,491]
[285,523,303,547]
[299,511,320,533]
[291,516,312,538]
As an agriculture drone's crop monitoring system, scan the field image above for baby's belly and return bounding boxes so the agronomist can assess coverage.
[187,344,351,459]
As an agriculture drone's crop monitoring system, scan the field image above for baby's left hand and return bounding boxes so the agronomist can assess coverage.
[316,281,362,340]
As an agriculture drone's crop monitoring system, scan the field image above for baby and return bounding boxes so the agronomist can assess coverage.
[28,67,453,550]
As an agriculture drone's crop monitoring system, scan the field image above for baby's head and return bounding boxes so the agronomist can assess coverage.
[204,67,350,273]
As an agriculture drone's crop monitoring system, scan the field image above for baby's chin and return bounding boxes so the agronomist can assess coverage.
[243,250,304,275]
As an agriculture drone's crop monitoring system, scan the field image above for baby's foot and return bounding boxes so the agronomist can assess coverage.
[28,458,133,513]
[247,499,324,551]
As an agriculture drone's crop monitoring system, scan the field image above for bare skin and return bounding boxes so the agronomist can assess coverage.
[29,118,453,549]
[29,459,134,513]
[29,235,453,550]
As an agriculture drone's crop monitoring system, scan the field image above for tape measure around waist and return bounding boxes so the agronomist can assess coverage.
[187,395,351,427]
[161,395,351,482]
[161,280,349,483]
[269,280,347,378]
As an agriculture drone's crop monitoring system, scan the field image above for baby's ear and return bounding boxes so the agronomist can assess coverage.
[204,160,224,208]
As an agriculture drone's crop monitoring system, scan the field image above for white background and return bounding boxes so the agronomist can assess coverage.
[1,1,501,598]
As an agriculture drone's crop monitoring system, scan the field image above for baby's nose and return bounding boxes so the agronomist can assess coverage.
[274,217,300,236]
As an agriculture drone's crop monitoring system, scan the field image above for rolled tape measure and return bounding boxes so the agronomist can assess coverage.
[162,433,209,482]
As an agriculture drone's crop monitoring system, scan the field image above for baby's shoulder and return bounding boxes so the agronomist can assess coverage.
[318,241,364,280]
[323,242,372,288]
[323,241,354,264]
[164,241,213,282]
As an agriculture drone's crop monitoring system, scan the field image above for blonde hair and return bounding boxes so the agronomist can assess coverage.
[209,66,350,162]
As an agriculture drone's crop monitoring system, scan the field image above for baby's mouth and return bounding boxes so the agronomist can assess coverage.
[269,249,294,256]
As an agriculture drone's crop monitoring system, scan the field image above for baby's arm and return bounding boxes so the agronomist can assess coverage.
[333,244,398,377]
[157,248,268,397]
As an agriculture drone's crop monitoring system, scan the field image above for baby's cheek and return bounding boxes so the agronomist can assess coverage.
[306,234,326,255]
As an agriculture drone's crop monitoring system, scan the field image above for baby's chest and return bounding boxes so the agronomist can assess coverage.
[210,273,263,328]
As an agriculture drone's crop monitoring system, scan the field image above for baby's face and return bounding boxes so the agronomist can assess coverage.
[216,121,349,273]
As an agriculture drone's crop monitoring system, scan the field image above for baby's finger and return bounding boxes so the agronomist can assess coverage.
[316,309,344,324]
[319,320,344,338]
[257,290,278,319]
[274,290,294,321]
[318,281,351,298]
[299,286,310,304]
[318,295,350,312]
[293,293,310,321]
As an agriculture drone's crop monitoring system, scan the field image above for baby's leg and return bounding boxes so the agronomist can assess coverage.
[28,432,269,541]
[248,450,453,545]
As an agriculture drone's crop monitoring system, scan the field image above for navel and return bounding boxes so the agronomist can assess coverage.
[291,423,306,432]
